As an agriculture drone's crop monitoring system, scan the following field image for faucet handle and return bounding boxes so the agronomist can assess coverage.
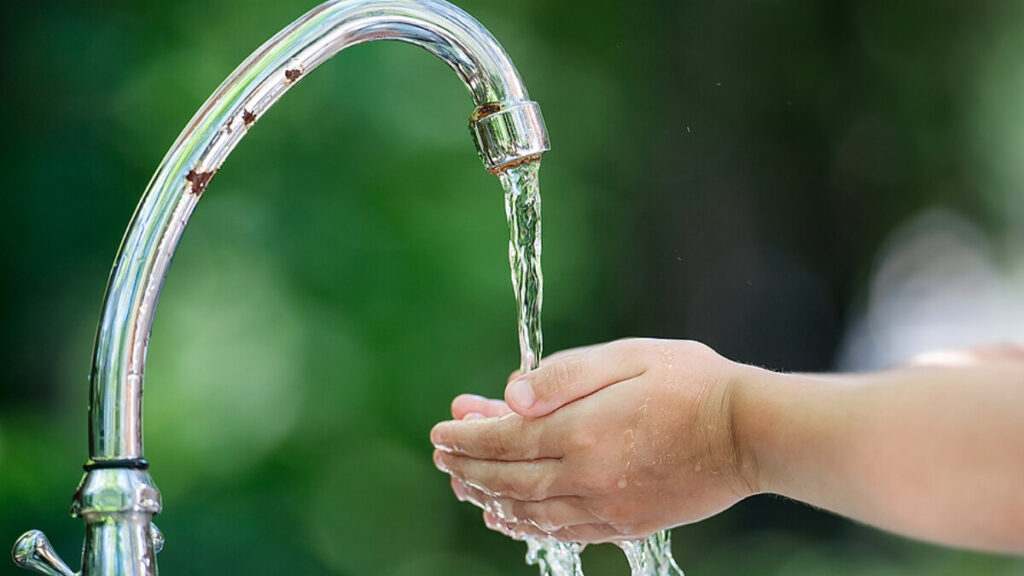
[12,530,78,576]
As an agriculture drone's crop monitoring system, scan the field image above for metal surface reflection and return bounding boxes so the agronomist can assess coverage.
[12,1,548,574]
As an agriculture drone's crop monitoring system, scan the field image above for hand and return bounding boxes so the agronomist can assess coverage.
[448,344,605,421]
[431,338,760,543]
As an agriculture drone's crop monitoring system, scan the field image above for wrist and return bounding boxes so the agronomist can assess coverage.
[728,364,803,497]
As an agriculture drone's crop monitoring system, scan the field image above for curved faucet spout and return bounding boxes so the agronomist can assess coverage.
[14,3,549,574]
[87,0,548,466]
[9,2,550,574]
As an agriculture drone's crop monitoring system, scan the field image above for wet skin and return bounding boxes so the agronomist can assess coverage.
[432,339,1024,553]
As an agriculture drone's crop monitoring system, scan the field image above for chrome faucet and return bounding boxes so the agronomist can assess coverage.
[12,1,548,574]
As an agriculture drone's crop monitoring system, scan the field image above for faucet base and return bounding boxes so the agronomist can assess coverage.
[81,512,161,576]
[68,469,163,576]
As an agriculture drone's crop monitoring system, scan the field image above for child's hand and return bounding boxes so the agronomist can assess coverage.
[431,339,759,543]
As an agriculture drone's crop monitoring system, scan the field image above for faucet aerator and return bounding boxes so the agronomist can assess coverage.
[470,100,550,174]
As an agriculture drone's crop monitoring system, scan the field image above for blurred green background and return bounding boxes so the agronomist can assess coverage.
[2,1,1023,575]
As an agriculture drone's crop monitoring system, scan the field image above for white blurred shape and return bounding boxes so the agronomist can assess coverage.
[839,208,1024,370]
[906,348,987,368]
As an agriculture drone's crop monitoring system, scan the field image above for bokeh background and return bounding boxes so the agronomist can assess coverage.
[2,1,1023,575]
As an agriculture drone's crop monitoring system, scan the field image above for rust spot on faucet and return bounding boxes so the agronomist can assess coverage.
[242,108,256,128]
[185,169,216,197]
[470,102,503,121]
[284,68,302,83]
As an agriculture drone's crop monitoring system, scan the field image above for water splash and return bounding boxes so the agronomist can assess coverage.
[500,161,684,576]
[620,532,685,576]
[526,538,585,576]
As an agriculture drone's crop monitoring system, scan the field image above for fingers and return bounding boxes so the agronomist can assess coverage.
[451,394,512,420]
[505,339,649,418]
[483,510,527,540]
[484,511,627,544]
[539,343,604,365]
[505,342,602,383]
[434,450,565,500]
[452,478,598,532]
[456,342,610,419]
[431,414,557,461]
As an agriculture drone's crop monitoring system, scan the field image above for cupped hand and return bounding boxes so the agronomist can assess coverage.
[431,338,760,543]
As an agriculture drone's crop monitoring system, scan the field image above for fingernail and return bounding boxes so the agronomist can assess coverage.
[452,479,467,501]
[430,423,447,446]
[506,378,535,410]
[433,451,449,472]
[483,511,498,528]
[464,412,485,420]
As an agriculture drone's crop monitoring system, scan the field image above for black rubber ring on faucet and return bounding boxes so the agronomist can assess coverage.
[83,458,150,471]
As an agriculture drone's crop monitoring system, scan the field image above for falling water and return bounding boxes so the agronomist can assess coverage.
[501,161,544,375]
[500,160,583,576]
[619,532,685,576]
[500,161,685,576]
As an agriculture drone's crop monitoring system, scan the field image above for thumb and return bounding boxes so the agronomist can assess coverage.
[504,339,648,418]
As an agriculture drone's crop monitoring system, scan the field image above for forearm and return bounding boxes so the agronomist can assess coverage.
[733,361,1024,554]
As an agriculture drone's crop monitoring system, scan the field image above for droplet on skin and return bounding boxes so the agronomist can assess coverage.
[618,476,628,489]
[694,462,702,472]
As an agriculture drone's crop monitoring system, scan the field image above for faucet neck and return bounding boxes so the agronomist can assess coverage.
[86,0,549,462]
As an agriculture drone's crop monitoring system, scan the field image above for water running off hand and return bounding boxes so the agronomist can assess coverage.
[500,161,685,576]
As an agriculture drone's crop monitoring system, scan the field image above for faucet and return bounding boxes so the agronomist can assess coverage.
[12,1,548,574]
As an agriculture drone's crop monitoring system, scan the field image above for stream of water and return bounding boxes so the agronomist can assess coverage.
[500,161,685,576]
